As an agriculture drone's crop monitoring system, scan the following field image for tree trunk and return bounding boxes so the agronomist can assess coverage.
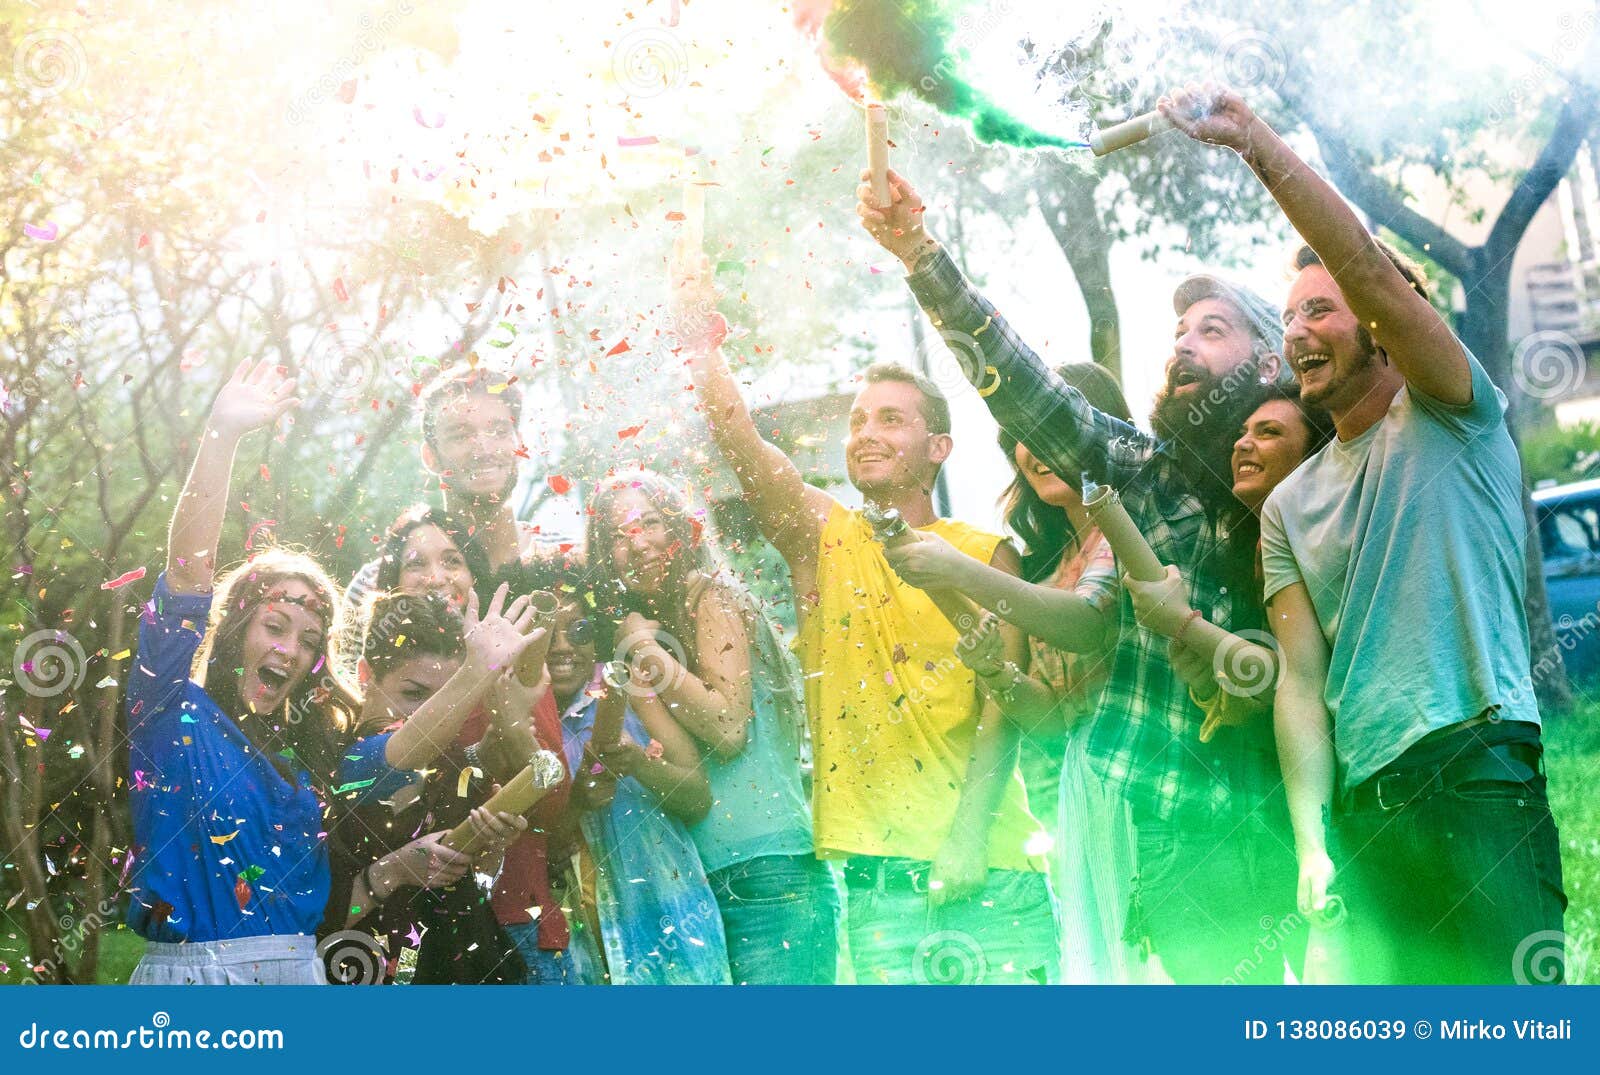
[1035,159,1122,381]
[1458,260,1573,713]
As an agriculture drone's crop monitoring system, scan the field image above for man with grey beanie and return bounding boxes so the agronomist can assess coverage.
[857,166,1302,985]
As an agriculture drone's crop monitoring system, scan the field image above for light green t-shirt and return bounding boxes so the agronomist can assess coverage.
[1260,343,1540,789]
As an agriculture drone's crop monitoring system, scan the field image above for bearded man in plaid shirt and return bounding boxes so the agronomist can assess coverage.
[858,167,1302,984]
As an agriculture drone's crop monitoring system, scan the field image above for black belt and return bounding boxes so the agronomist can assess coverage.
[842,856,931,893]
[1341,741,1543,814]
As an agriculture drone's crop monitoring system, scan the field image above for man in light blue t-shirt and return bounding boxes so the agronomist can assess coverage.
[1160,83,1565,984]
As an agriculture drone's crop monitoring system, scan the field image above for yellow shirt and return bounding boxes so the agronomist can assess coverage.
[796,503,1046,872]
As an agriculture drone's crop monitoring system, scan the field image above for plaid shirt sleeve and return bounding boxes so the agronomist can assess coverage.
[905,247,1157,489]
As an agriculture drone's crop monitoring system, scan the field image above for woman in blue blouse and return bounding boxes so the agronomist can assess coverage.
[125,359,349,983]
[587,471,836,984]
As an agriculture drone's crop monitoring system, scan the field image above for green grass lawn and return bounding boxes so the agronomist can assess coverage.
[1543,706,1600,983]
[1,705,1597,985]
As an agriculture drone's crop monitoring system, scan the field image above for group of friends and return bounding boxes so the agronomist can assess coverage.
[121,86,1566,986]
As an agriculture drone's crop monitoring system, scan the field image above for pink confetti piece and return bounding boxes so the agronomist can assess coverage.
[244,519,277,550]
[23,221,58,242]
[101,567,147,590]
[616,135,659,147]
[412,106,446,129]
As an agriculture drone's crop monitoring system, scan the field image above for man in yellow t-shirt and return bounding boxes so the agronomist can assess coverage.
[681,266,1057,984]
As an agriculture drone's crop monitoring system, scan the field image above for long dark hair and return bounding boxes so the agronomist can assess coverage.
[999,363,1134,582]
[373,504,493,599]
[191,548,357,788]
[1221,381,1335,620]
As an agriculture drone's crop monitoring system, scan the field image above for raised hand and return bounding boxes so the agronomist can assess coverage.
[1157,81,1259,153]
[209,358,300,438]
[462,583,547,677]
[669,238,728,352]
[855,166,941,271]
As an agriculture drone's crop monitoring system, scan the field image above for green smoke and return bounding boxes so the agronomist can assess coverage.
[824,0,1080,149]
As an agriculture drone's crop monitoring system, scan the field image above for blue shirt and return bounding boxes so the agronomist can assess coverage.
[125,574,330,942]
[559,689,730,985]
[688,596,813,873]
[1260,345,1540,788]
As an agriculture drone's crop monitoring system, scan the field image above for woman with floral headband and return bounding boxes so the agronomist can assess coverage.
[124,359,356,984]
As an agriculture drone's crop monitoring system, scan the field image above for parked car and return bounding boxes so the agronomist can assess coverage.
[1533,478,1600,681]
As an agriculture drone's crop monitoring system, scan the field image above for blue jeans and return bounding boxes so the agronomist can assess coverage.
[504,923,573,986]
[707,854,840,984]
[1132,812,1302,985]
[844,860,1059,985]
[1333,770,1567,984]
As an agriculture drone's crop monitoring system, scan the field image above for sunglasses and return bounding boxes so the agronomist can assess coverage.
[560,618,595,648]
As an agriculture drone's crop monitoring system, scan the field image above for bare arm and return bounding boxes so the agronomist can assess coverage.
[384,586,545,770]
[166,359,299,595]
[1268,581,1338,914]
[607,688,713,824]
[1125,566,1278,694]
[675,254,834,569]
[1163,84,1469,404]
[930,542,1030,904]
[886,532,1110,654]
[626,585,754,761]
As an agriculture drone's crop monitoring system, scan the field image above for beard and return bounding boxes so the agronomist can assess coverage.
[1298,327,1380,409]
[1151,367,1268,516]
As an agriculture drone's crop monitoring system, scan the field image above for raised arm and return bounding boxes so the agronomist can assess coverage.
[856,168,1156,489]
[384,585,545,770]
[675,250,834,568]
[1162,84,1469,404]
[1268,580,1338,916]
[166,359,299,595]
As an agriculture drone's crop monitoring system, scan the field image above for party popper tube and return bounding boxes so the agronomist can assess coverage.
[866,102,890,206]
[1089,109,1173,156]
[1081,478,1165,581]
[443,749,566,855]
